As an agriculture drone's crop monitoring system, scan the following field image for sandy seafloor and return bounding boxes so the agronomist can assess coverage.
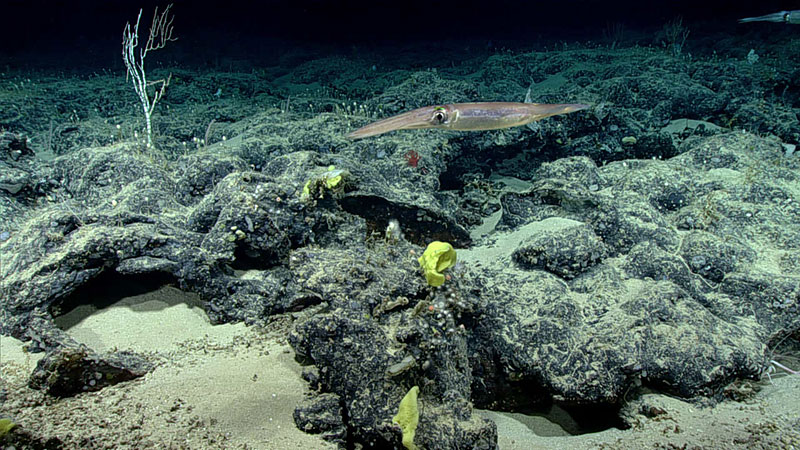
[2,280,799,449]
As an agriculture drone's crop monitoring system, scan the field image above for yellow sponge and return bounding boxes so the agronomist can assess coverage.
[418,241,457,287]
[392,385,420,450]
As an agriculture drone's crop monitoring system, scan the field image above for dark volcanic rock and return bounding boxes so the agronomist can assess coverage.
[29,346,153,397]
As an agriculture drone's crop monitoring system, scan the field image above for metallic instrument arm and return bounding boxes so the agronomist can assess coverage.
[739,10,800,24]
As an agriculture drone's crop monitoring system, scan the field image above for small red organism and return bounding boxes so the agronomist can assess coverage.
[404,150,421,168]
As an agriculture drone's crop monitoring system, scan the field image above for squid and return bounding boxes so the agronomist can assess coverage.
[347,102,588,139]
[739,10,800,24]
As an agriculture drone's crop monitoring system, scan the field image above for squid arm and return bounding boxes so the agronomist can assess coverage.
[347,102,588,140]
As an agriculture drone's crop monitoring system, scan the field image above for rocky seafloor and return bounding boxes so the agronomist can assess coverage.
[2,32,800,449]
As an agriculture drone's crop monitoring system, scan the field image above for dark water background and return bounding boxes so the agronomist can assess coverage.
[2,0,796,70]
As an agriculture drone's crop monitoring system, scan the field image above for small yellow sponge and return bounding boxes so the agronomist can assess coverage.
[418,241,457,287]
[392,385,420,450]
